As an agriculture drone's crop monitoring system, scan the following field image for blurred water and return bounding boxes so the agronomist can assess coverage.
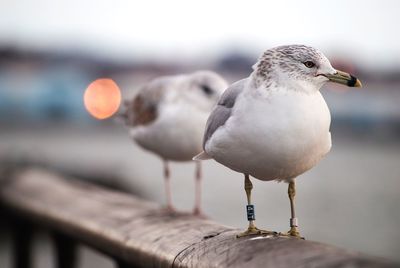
[1,123,399,263]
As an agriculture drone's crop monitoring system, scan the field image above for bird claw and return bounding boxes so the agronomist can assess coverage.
[236,226,277,238]
[160,205,177,216]
[279,227,304,239]
[192,208,208,219]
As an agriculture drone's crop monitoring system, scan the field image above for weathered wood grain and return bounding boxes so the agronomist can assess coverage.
[0,168,397,268]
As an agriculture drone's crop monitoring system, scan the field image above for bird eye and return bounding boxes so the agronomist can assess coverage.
[303,61,315,68]
[200,84,214,95]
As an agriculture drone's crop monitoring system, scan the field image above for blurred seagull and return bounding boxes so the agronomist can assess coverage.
[123,71,227,215]
[194,45,361,237]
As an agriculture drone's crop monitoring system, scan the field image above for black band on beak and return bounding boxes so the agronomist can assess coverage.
[348,75,358,87]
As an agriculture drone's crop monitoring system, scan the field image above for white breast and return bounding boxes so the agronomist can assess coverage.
[131,101,209,161]
[206,89,331,181]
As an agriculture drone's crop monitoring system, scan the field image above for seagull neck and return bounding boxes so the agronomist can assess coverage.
[249,72,273,89]
[249,71,285,91]
[285,79,321,94]
[250,72,319,94]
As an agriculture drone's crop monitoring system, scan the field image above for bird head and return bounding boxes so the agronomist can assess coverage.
[184,71,228,110]
[253,45,361,92]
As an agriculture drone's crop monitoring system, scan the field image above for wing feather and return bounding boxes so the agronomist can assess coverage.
[202,79,246,148]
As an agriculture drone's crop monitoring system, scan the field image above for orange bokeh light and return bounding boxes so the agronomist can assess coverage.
[84,78,121,120]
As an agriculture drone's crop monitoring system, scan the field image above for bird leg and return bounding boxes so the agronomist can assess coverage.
[280,180,303,239]
[237,174,276,238]
[192,161,204,216]
[163,161,175,212]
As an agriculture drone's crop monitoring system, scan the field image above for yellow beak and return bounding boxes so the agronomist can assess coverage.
[325,70,362,88]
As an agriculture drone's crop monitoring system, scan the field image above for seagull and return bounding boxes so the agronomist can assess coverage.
[194,45,361,237]
[123,71,228,215]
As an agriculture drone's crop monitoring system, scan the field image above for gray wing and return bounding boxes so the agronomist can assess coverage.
[123,79,167,127]
[202,79,246,148]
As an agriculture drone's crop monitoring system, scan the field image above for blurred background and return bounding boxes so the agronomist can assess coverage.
[1,0,400,267]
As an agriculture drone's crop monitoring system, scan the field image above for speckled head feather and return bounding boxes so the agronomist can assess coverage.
[252,45,332,89]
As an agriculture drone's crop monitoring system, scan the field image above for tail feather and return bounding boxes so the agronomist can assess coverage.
[193,151,211,161]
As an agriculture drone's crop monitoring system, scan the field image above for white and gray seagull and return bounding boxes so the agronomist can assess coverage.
[194,45,361,237]
[123,71,227,215]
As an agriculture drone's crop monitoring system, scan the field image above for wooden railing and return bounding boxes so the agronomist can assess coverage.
[0,168,396,268]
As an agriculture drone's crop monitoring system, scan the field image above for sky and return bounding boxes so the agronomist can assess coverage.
[0,0,399,67]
